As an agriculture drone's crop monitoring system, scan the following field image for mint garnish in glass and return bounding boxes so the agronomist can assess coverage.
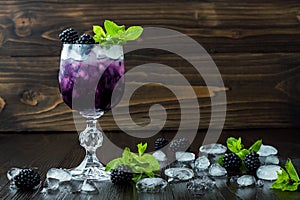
[93,20,143,47]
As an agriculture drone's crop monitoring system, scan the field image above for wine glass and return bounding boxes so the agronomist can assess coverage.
[58,44,125,181]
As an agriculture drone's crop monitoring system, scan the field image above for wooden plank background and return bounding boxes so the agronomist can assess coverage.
[0,0,299,131]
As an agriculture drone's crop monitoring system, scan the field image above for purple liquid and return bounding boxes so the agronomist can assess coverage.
[58,45,125,111]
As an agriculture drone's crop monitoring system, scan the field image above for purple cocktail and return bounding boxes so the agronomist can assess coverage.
[58,44,125,181]
[59,44,124,112]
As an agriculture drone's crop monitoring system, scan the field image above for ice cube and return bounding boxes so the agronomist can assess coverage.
[199,144,227,155]
[208,163,227,177]
[176,152,195,162]
[257,144,278,157]
[46,168,72,182]
[136,178,167,193]
[164,168,194,182]
[256,180,264,187]
[194,156,210,171]
[7,168,21,181]
[263,156,279,165]
[256,165,281,181]
[237,175,256,187]
[81,180,98,193]
[186,176,216,195]
[45,178,60,191]
[152,150,167,162]
[61,44,91,61]
[103,45,124,60]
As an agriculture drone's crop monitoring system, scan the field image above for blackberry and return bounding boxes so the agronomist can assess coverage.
[155,137,169,150]
[76,34,95,44]
[222,153,242,171]
[59,28,79,44]
[111,165,133,184]
[14,168,41,190]
[169,138,190,152]
[244,152,260,171]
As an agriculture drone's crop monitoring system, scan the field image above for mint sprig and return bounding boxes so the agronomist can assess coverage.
[93,20,143,47]
[105,143,160,183]
[271,159,300,191]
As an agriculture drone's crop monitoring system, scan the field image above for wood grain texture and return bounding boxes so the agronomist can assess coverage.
[0,0,300,131]
[0,52,299,131]
[0,129,299,199]
[0,1,300,56]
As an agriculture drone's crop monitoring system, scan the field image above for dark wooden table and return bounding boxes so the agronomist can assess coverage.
[0,129,299,200]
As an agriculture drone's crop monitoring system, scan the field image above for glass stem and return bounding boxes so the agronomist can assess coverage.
[79,119,103,160]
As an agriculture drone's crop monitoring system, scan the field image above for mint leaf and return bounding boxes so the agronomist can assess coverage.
[138,143,147,156]
[104,20,125,36]
[117,26,143,41]
[217,155,224,166]
[105,158,124,171]
[93,25,106,37]
[139,154,160,171]
[122,147,131,163]
[248,139,262,153]
[282,183,300,191]
[227,137,243,153]
[276,168,290,183]
[285,159,300,182]
[236,149,250,160]
[271,160,300,192]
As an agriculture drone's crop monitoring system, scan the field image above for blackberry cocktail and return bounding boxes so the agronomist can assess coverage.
[57,20,142,181]
[59,44,124,181]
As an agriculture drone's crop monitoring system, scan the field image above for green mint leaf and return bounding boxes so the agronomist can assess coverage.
[236,149,250,160]
[276,168,290,184]
[139,154,160,171]
[217,155,224,166]
[104,20,125,36]
[271,165,300,192]
[122,147,131,162]
[146,171,155,178]
[132,173,143,183]
[227,137,243,153]
[282,183,300,191]
[105,158,124,171]
[116,26,143,41]
[248,139,262,153]
[271,182,286,190]
[285,159,300,182]
[93,25,106,37]
[138,143,147,156]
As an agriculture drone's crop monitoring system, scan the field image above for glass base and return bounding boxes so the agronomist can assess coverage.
[68,153,111,181]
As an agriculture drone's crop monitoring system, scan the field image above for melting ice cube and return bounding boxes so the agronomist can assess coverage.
[199,144,227,155]
[136,178,167,193]
[187,176,216,195]
[164,168,194,182]
[257,144,278,157]
[175,152,195,162]
[208,163,227,177]
[7,168,21,181]
[237,175,256,187]
[194,156,210,171]
[46,168,72,182]
[152,150,167,162]
[256,165,281,181]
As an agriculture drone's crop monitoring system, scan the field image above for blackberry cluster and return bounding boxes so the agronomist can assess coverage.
[244,152,260,171]
[111,165,133,184]
[59,28,79,44]
[77,33,95,44]
[169,138,190,152]
[14,168,41,190]
[155,137,169,150]
[222,153,242,171]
